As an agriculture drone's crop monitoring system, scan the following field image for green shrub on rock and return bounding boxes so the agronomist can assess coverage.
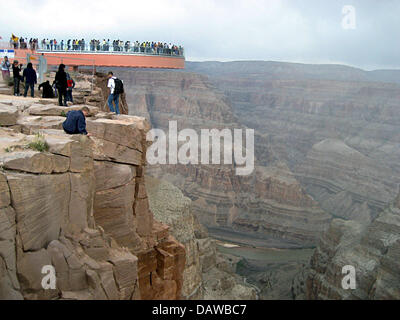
[27,133,49,152]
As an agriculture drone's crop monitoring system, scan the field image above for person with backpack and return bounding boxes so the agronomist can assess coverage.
[107,72,123,114]
[22,63,37,97]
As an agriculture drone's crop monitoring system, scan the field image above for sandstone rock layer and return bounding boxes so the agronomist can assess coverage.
[0,97,185,300]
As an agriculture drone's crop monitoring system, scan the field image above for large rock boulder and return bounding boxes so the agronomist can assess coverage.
[27,104,99,117]
[17,116,65,134]
[0,104,18,126]
[8,172,70,251]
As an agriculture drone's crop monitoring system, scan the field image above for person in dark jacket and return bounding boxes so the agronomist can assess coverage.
[62,107,90,135]
[55,64,68,106]
[12,60,22,96]
[22,63,37,98]
[38,80,54,98]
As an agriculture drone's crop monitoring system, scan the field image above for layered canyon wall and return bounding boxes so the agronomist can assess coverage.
[185,61,400,222]
[306,191,400,299]
[0,93,185,300]
[113,61,400,299]
[113,68,331,248]
[185,61,400,299]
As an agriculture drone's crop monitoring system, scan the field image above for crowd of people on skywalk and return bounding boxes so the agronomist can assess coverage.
[8,36,184,56]
[88,40,184,56]
[9,36,39,50]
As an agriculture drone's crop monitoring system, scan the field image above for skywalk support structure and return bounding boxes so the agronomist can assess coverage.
[1,46,185,69]
[36,50,185,69]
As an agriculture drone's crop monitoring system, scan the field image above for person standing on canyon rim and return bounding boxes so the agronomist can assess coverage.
[12,60,22,96]
[1,56,11,81]
[55,64,68,106]
[66,69,75,103]
[107,71,123,115]
[22,62,37,97]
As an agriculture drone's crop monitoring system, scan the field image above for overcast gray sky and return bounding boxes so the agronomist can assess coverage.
[0,0,399,70]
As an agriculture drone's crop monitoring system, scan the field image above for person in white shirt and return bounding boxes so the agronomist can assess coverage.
[107,72,120,114]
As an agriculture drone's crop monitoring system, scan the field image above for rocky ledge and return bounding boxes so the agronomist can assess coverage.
[0,96,185,300]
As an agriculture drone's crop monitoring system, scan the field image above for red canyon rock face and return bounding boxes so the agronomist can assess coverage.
[137,235,185,300]
[109,68,331,248]
[88,115,186,300]
[0,90,185,300]
[146,177,257,300]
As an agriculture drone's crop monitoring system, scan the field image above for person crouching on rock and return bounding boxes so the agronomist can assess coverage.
[38,80,55,98]
[62,106,90,136]
[55,64,68,106]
